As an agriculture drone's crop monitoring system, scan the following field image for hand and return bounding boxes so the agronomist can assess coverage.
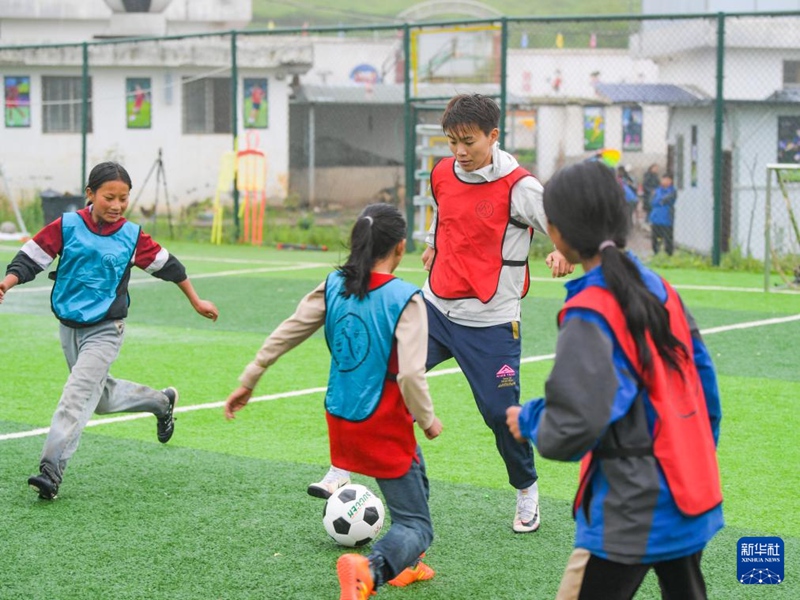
[224,386,253,420]
[506,406,526,443]
[421,246,435,272]
[194,299,219,321]
[0,275,18,304]
[423,417,442,440]
[545,250,574,278]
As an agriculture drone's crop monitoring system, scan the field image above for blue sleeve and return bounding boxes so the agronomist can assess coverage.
[693,336,722,445]
[520,313,621,462]
[517,397,547,444]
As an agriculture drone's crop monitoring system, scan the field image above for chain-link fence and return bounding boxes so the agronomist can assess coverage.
[1,11,799,266]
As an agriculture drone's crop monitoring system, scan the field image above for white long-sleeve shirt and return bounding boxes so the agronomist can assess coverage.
[423,143,549,327]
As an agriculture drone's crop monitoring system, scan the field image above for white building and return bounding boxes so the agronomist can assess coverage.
[635,0,800,258]
[0,0,311,214]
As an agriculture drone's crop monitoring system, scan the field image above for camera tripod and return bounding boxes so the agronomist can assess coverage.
[130,148,173,238]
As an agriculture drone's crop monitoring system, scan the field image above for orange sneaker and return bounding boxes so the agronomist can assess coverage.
[337,554,375,600]
[387,560,435,587]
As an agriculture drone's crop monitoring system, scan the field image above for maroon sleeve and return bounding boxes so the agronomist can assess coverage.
[133,230,162,270]
[31,218,64,259]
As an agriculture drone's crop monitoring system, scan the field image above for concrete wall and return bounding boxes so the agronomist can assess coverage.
[291,166,404,208]
[668,103,800,259]
[0,65,293,210]
[301,37,400,86]
[534,104,669,182]
[507,49,659,99]
[0,0,250,42]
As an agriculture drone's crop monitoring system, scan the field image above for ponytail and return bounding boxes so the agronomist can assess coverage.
[598,245,687,372]
[544,161,687,373]
[338,203,406,299]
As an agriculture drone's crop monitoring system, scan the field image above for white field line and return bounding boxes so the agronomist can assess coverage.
[2,313,798,442]
[6,262,330,294]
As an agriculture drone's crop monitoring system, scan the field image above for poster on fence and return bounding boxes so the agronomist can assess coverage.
[583,106,605,151]
[244,78,268,129]
[622,106,642,151]
[126,78,151,129]
[777,116,800,164]
[5,76,31,128]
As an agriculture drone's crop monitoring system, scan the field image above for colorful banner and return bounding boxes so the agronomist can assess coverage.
[5,76,31,128]
[243,78,268,129]
[622,106,642,151]
[126,77,151,129]
[583,106,605,151]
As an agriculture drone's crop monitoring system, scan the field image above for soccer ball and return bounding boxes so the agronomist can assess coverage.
[323,483,385,547]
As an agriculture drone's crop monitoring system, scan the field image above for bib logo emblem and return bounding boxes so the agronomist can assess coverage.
[332,313,370,372]
[476,200,494,219]
[101,254,118,269]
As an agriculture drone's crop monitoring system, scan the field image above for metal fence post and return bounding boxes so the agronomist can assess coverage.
[499,17,508,148]
[403,23,416,251]
[231,30,240,240]
[81,42,89,192]
[712,12,725,265]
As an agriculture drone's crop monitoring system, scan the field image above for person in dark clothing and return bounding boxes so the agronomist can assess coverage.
[649,173,678,255]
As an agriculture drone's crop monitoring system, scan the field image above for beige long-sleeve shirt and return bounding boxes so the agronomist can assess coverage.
[238,280,436,431]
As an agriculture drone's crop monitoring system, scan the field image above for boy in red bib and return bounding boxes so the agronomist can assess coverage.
[312,94,573,536]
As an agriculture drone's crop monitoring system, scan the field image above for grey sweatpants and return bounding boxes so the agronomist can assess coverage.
[39,319,170,484]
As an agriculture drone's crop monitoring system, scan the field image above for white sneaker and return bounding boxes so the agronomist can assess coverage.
[513,482,541,533]
[307,466,351,499]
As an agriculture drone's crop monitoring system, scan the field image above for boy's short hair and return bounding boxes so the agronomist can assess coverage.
[441,94,500,136]
[662,172,674,180]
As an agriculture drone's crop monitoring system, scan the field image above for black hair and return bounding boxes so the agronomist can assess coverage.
[86,162,133,194]
[338,203,406,299]
[543,161,687,373]
[441,94,499,137]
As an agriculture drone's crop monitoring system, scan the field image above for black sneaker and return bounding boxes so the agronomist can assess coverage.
[157,387,178,443]
[28,473,58,500]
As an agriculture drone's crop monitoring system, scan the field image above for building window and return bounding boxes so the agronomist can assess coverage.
[675,134,684,190]
[783,61,800,87]
[42,76,92,133]
[182,77,232,134]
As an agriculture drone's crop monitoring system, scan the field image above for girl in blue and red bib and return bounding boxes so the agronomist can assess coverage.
[0,161,219,500]
[506,161,723,600]
[223,203,443,600]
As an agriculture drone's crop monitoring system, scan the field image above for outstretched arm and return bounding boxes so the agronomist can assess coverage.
[176,278,219,321]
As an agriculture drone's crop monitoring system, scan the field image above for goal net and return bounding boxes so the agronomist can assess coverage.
[764,163,800,291]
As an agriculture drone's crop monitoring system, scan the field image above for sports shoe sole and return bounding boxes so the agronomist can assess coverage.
[307,484,334,499]
[157,387,179,444]
[387,562,435,587]
[28,475,58,500]
[336,554,374,600]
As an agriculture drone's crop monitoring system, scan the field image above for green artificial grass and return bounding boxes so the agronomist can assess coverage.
[1,242,798,598]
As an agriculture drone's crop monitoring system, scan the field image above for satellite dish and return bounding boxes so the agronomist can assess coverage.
[103,0,173,13]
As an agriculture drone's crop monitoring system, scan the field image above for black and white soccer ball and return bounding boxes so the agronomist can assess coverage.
[322,483,385,547]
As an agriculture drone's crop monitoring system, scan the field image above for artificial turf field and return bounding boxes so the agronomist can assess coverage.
[0,240,798,599]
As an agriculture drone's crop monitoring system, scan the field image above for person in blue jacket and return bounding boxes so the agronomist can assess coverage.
[506,161,723,599]
[649,173,677,255]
